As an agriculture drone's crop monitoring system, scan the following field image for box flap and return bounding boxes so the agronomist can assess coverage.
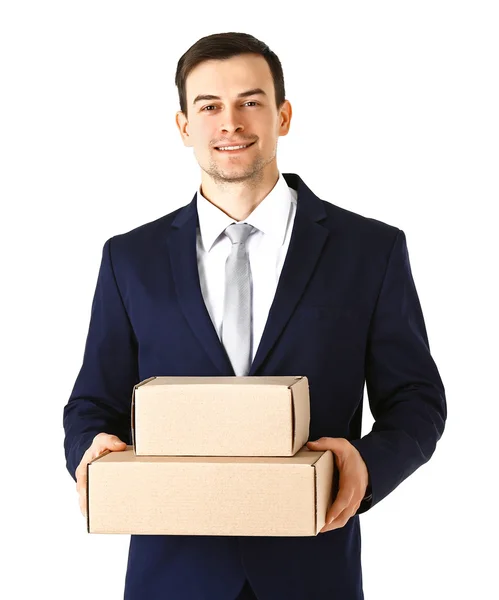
[131,376,156,449]
[289,376,310,454]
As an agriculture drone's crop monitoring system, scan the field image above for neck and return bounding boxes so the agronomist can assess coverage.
[200,164,280,221]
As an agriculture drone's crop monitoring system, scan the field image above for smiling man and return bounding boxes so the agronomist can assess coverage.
[176,52,292,222]
[63,32,447,600]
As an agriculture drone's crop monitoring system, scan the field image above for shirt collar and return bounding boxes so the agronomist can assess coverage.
[196,172,297,253]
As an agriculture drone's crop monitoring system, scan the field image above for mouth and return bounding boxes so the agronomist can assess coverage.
[214,141,256,153]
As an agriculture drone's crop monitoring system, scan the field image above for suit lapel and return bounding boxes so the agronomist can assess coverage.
[166,173,329,376]
[167,197,234,375]
[249,173,329,374]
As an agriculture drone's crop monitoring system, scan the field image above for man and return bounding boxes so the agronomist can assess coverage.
[63,32,446,600]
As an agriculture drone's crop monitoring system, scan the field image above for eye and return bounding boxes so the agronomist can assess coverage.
[201,101,259,112]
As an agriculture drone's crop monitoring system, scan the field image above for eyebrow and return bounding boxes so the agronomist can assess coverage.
[193,88,267,105]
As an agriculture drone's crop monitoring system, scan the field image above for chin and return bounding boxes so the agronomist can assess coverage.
[205,164,257,183]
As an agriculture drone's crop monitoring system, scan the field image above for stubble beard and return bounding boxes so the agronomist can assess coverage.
[202,144,277,190]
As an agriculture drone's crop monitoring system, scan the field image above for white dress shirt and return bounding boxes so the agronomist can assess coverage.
[196,172,298,362]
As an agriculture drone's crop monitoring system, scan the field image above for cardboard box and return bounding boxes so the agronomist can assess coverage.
[87,446,334,536]
[132,376,310,457]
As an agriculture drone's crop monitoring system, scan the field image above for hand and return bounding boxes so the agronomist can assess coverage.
[75,433,127,518]
[306,437,369,533]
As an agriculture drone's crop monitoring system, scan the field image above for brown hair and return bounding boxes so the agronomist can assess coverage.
[175,32,286,116]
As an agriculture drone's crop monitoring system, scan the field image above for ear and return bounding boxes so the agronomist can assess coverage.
[175,110,193,147]
[278,99,292,137]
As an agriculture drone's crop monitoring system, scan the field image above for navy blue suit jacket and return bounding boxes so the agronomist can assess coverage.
[63,173,446,600]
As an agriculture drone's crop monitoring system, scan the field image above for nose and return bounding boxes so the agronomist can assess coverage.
[219,106,244,136]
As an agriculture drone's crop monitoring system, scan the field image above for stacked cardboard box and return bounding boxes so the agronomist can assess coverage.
[87,376,334,536]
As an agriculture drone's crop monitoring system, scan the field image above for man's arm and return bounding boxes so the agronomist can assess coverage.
[63,237,139,481]
[350,229,447,513]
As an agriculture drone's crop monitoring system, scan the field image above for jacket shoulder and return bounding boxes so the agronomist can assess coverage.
[320,199,401,245]
[103,203,191,258]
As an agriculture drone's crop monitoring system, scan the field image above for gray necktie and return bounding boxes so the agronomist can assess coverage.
[222,223,256,376]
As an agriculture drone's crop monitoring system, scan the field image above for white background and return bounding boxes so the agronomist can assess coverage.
[1,1,497,598]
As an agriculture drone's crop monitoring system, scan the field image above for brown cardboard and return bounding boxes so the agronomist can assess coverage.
[87,446,334,536]
[132,376,310,457]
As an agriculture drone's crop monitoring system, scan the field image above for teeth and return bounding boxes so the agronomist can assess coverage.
[217,144,249,151]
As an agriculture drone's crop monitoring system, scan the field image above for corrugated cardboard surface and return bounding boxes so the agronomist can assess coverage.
[87,446,334,536]
[132,376,310,457]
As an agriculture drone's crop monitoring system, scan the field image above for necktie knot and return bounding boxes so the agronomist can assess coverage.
[224,223,255,245]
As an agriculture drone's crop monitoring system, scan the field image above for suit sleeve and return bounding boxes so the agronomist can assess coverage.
[350,229,446,513]
[62,237,139,482]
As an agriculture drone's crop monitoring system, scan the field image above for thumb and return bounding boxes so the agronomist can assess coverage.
[307,437,329,448]
[307,437,344,452]
[108,436,127,449]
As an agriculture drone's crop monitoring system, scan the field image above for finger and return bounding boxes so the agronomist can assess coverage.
[75,445,103,494]
[326,487,364,524]
[321,502,359,533]
[325,486,354,523]
[76,445,108,493]
[307,437,347,452]
[327,504,359,531]
[76,467,86,495]
[110,437,127,449]
[76,435,127,508]
[94,433,127,453]
[79,485,87,518]
[307,439,332,451]
[307,437,327,446]
[76,458,89,518]
[75,447,92,494]
[85,436,126,471]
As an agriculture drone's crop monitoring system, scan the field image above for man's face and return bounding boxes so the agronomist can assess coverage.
[176,53,291,184]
